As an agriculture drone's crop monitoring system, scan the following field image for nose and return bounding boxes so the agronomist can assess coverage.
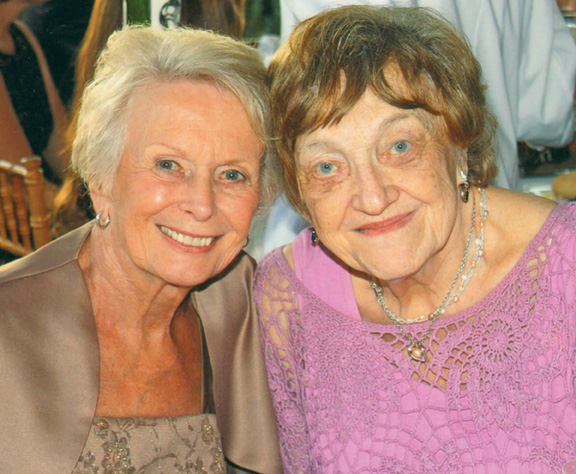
[178,171,216,221]
[351,162,392,215]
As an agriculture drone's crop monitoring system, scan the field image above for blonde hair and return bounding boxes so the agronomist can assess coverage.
[72,25,281,212]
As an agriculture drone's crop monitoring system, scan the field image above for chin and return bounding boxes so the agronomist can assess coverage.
[162,272,214,289]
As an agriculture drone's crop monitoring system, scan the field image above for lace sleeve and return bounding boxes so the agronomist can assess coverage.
[255,251,310,474]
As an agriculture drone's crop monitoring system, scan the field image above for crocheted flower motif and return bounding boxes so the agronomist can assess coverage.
[304,316,398,441]
[470,311,523,374]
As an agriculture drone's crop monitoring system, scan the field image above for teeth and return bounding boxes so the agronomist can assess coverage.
[160,226,214,247]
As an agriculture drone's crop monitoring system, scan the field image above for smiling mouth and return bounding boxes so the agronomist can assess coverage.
[357,211,414,234]
[159,226,215,247]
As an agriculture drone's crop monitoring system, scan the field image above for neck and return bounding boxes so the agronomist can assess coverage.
[373,188,483,320]
[79,232,192,338]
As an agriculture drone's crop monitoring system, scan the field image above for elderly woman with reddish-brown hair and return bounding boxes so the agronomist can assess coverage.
[255,5,576,473]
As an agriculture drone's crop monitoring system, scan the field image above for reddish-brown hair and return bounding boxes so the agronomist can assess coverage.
[269,5,497,219]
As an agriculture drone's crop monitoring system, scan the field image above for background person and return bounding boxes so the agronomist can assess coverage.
[0,25,282,474]
[22,0,95,107]
[256,6,576,472]
[0,0,68,184]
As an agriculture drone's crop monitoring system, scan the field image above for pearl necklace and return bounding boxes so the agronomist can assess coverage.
[370,187,488,362]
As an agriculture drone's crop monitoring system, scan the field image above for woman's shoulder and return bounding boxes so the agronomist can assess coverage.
[488,186,557,222]
[0,223,91,286]
[254,229,314,306]
[255,244,293,289]
[256,227,331,284]
[486,187,556,245]
[488,186,576,234]
[484,187,576,272]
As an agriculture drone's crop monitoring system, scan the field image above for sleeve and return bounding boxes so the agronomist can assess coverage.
[254,251,311,474]
[517,0,576,147]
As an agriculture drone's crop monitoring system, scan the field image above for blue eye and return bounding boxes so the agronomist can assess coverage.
[157,159,180,171]
[317,162,336,175]
[392,141,410,154]
[223,169,246,182]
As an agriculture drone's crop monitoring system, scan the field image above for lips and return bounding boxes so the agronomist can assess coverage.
[159,225,215,247]
[356,211,414,235]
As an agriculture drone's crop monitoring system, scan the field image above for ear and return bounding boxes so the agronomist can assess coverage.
[90,184,112,219]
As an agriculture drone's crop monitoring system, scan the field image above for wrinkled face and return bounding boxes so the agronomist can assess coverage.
[296,89,466,282]
[92,80,261,288]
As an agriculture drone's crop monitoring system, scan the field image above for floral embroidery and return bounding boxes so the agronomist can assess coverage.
[73,415,225,474]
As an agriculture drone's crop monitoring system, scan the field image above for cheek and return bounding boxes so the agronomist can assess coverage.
[299,165,345,200]
[299,175,348,226]
[222,190,259,231]
[306,194,344,235]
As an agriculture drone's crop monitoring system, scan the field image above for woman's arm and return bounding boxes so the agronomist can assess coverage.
[255,252,311,474]
[0,73,34,163]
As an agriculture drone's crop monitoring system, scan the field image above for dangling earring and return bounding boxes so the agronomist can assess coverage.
[458,170,470,204]
[95,211,111,228]
[243,235,251,248]
[311,228,319,244]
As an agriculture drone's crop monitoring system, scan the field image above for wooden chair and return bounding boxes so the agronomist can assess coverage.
[0,156,51,257]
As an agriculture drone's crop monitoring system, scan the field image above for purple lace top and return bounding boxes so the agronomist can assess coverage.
[255,203,576,473]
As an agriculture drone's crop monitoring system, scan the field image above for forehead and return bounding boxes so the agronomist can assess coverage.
[298,62,439,140]
[120,79,263,160]
[125,79,242,124]
[296,89,438,153]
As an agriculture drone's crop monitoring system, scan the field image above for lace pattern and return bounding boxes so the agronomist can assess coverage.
[73,414,225,474]
[255,203,576,473]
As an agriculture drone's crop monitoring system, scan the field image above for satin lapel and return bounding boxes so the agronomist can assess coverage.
[0,224,100,474]
[191,253,283,474]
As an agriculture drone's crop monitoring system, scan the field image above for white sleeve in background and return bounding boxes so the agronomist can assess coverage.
[280,0,416,41]
[516,0,576,148]
[279,0,576,190]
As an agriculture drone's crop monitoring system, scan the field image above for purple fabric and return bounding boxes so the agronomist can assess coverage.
[255,203,576,473]
[293,228,362,320]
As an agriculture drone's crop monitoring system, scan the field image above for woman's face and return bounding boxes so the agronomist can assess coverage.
[296,88,466,282]
[92,80,261,288]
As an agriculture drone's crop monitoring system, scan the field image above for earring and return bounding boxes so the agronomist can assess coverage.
[458,170,470,204]
[243,235,251,248]
[311,228,319,244]
[95,211,111,228]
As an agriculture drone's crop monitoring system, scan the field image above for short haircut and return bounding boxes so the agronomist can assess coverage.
[269,5,497,219]
[72,25,282,213]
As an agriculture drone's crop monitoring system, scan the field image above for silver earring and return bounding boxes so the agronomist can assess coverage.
[96,212,110,228]
[243,235,250,248]
[311,228,319,244]
[458,170,470,204]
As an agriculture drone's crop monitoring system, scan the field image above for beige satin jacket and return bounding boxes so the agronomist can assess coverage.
[0,223,282,474]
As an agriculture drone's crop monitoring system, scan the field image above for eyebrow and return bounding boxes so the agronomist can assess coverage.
[297,111,416,155]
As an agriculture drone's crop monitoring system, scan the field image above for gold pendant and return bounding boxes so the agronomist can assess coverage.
[407,342,427,362]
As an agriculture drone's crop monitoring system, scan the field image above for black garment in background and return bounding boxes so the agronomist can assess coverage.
[0,24,56,182]
[22,0,94,108]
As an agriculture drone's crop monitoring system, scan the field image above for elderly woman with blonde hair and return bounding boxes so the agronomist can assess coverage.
[0,25,282,473]
[256,5,576,473]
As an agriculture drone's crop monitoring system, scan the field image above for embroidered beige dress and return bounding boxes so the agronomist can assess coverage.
[73,414,226,474]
